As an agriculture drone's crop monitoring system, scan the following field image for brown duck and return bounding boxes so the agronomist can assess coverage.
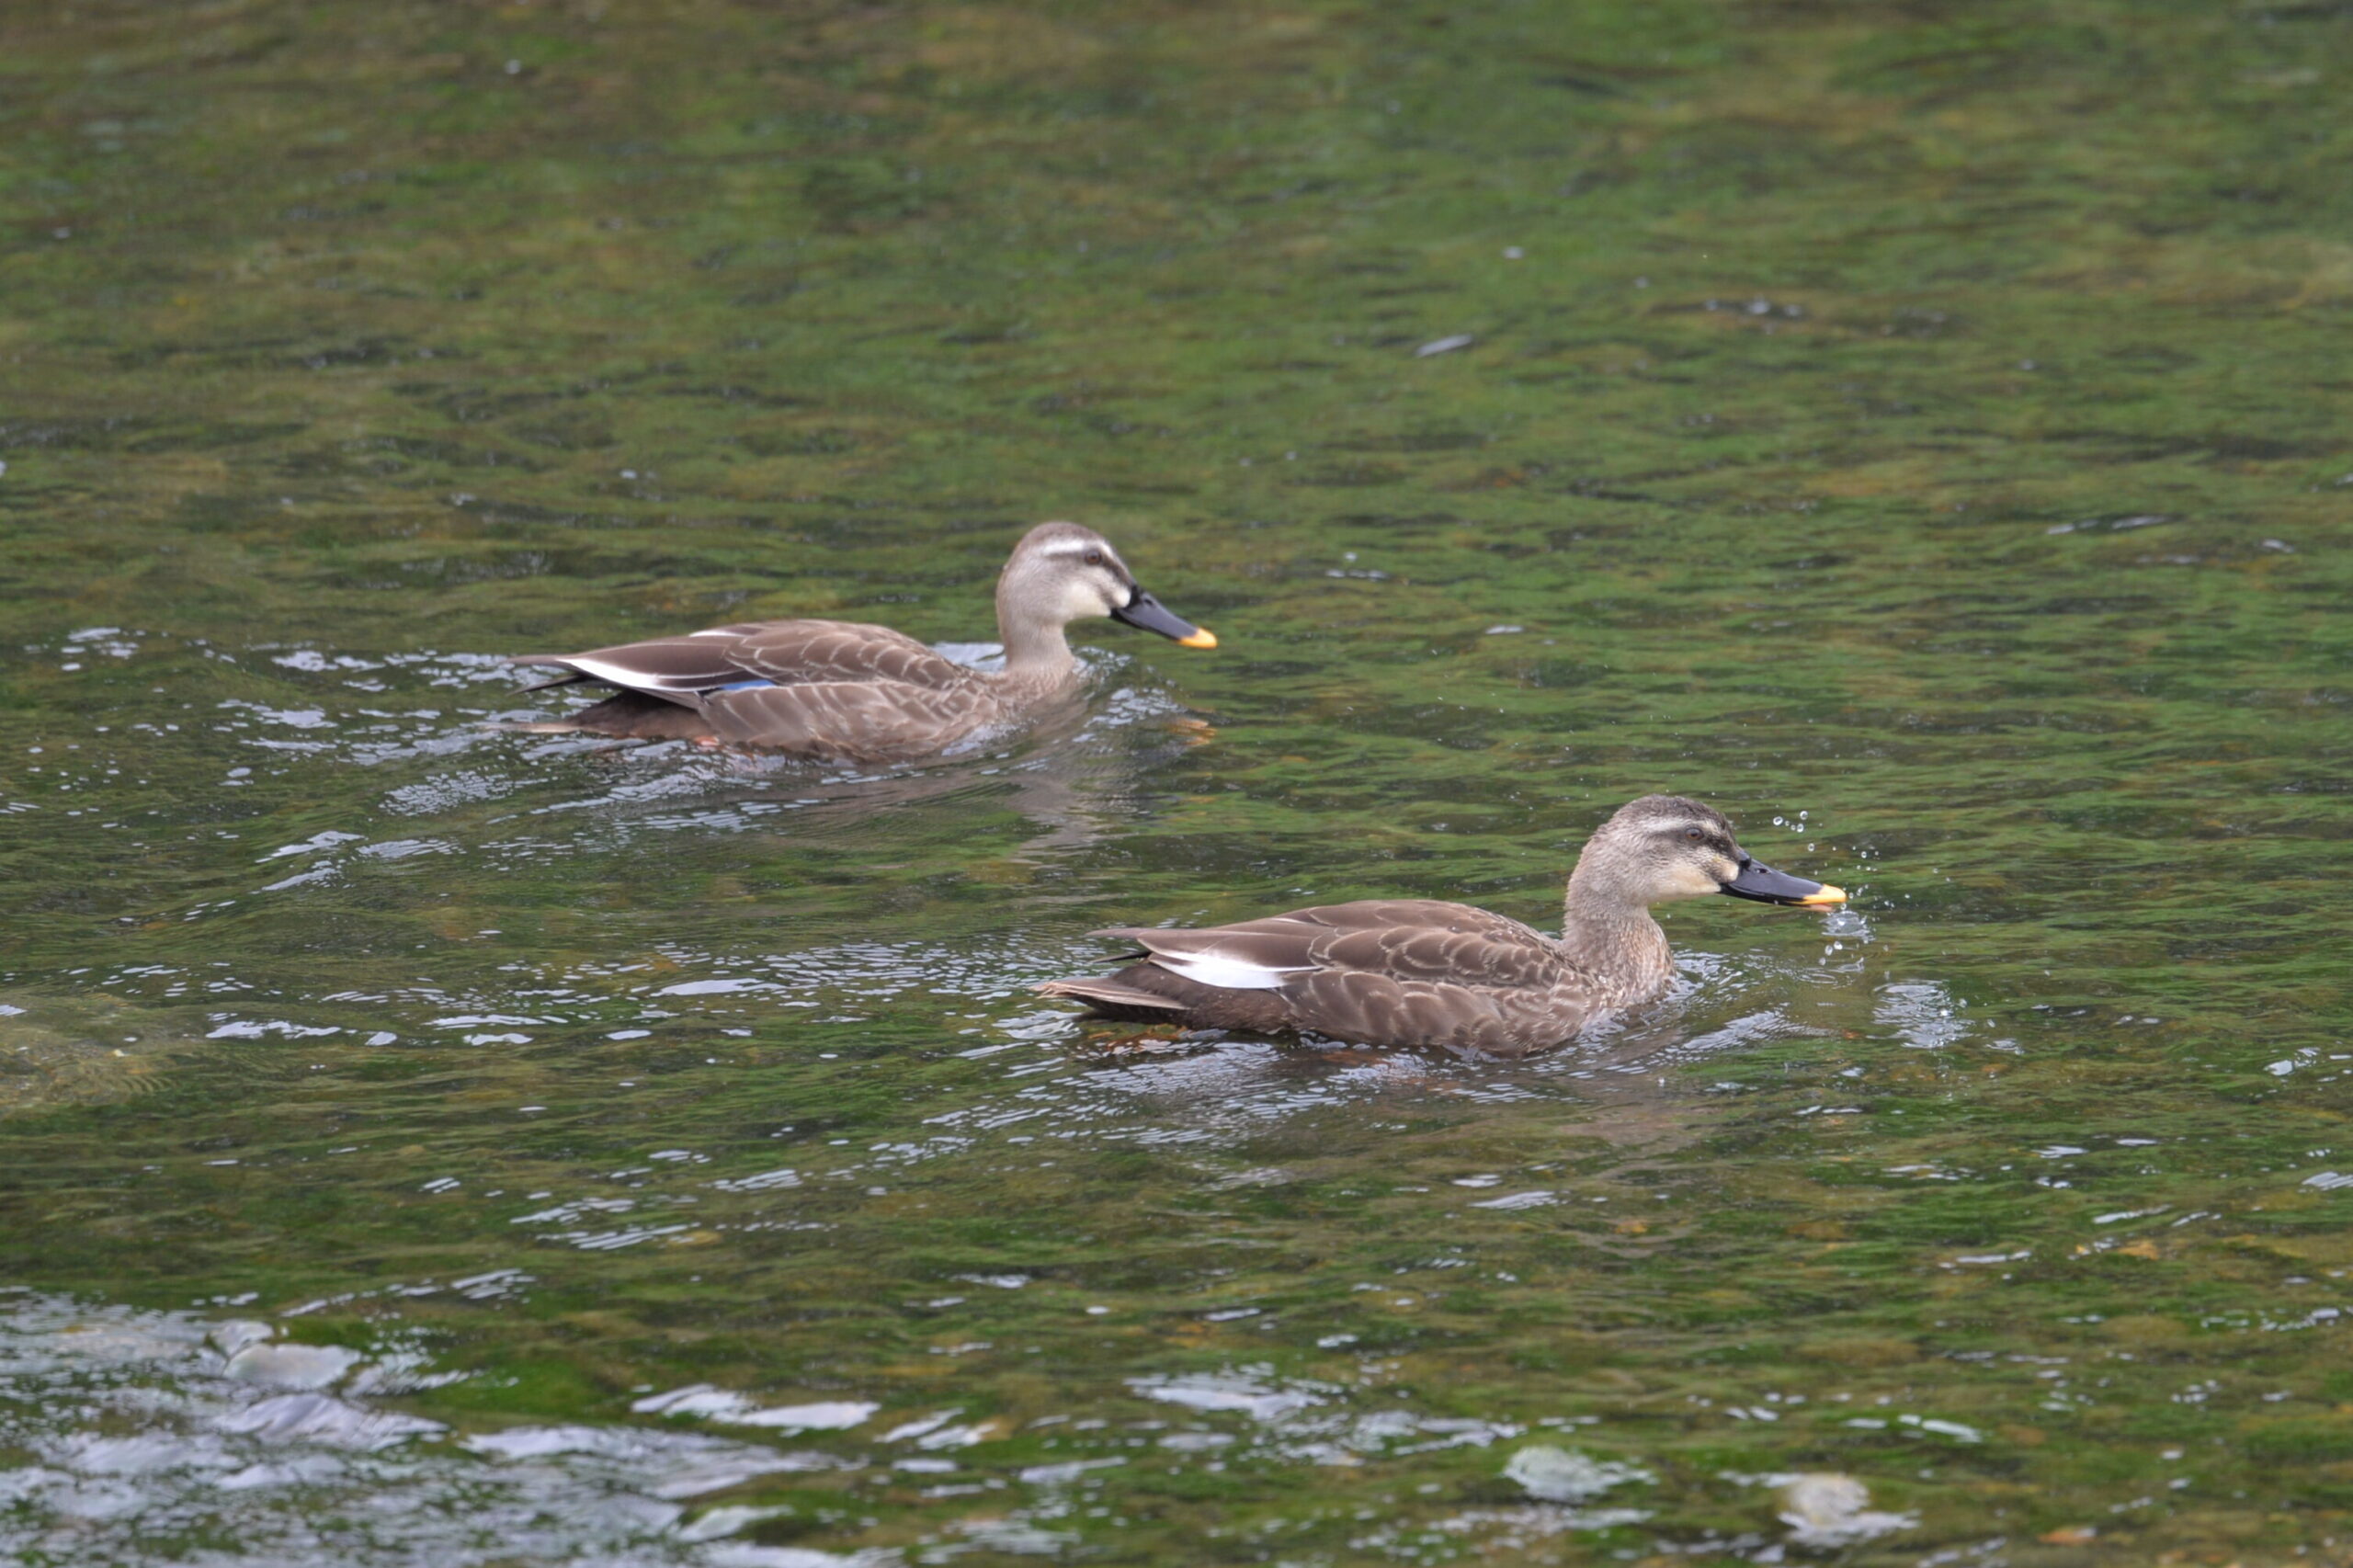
[1039,794,1846,1055]
[507,522,1215,760]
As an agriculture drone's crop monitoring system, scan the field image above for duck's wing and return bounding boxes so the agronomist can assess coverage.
[1097,901,1559,993]
[509,619,977,707]
[1065,900,1570,1051]
[724,620,977,691]
[508,632,760,702]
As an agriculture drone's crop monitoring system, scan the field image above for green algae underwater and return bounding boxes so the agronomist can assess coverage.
[3,0,2352,1562]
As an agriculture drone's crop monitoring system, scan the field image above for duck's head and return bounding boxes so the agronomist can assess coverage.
[998,522,1216,648]
[1574,793,1847,910]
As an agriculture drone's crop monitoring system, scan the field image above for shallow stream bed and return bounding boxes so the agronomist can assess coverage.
[3,2,2351,1562]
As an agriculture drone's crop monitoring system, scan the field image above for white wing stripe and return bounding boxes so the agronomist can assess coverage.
[1155,949,1313,992]
[565,654,716,693]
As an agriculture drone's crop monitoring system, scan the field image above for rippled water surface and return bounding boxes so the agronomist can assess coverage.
[4,1,2352,1562]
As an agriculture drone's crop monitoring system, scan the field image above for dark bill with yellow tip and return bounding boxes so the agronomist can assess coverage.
[1113,587,1216,649]
[1721,855,1847,907]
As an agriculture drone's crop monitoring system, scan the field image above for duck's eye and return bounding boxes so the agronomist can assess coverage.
[1083,549,1104,566]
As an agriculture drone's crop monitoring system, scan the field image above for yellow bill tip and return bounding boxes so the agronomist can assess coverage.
[1798,883,1847,906]
[1177,627,1218,650]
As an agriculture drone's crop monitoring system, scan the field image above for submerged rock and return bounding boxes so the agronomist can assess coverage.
[1502,1445,1651,1503]
[1779,1471,1916,1549]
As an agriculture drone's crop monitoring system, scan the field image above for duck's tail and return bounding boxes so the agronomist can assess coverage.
[1035,976,1188,1021]
[506,655,596,695]
[491,688,720,742]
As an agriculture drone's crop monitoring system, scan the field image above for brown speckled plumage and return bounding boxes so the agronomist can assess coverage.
[1039,795,1845,1056]
[506,523,1212,761]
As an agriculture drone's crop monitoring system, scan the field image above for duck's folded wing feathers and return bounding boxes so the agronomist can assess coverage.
[1088,918,1327,991]
[1069,903,1574,1051]
[510,637,750,700]
[512,619,979,705]
[727,620,977,691]
[1094,902,1559,994]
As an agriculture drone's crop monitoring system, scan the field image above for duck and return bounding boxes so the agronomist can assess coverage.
[506,522,1216,760]
[1038,793,1846,1055]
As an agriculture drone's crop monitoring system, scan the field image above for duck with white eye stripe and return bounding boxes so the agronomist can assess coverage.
[506,522,1216,760]
[1038,794,1846,1057]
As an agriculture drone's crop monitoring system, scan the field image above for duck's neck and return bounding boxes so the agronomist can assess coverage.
[1558,881,1673,1005]
[995,597,1079,684]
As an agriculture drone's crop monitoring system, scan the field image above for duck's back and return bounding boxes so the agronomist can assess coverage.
[513,617,1024,758]
[540,619,972,693]
[709,619,982,691]
[1057,898,1591,1054]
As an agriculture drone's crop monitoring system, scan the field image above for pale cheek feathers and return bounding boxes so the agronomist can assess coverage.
[1061,577,1120,620]
[1663,858,1731,900]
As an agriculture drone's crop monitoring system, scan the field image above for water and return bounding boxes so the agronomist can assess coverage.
[4,1,2351,1562]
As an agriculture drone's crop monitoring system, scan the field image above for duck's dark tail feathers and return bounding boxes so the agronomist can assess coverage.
[506,656,595,695]
[494,689,720,742]
[514,673,592,694]
[1036,976,1188,1022]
